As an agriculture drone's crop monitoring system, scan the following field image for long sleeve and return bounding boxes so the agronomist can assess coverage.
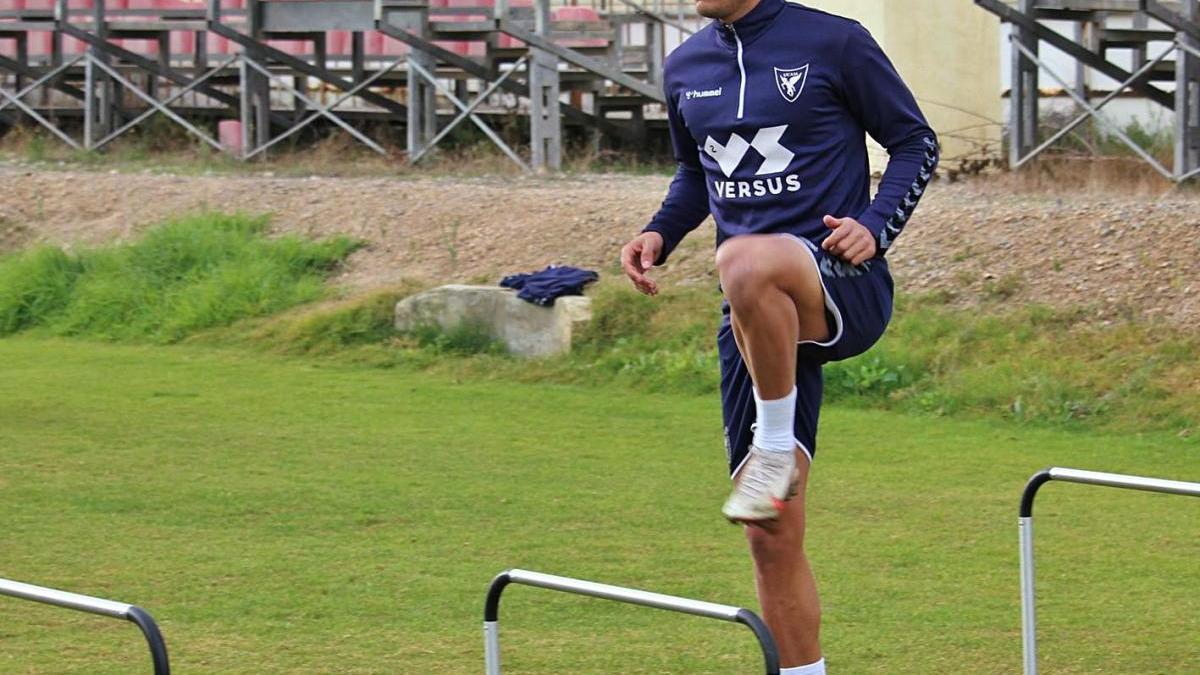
[642,87,710,265]
[839,24,940,254]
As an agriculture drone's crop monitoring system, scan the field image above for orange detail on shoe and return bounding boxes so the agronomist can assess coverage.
[771,497,786,512]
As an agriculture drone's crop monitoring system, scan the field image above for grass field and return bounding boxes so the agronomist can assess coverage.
[1,338,1198,674]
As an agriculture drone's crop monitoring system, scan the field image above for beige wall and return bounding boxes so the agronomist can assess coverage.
[803,0,1001,169]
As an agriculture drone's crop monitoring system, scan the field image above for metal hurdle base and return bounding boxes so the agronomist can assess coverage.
[1018,467,1200,675]
[0,577,170,675]
[484,569,780,675]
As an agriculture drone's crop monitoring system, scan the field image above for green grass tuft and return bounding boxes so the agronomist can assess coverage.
[3,220,1193,435]
[404,321,508,356]
[0,246,83,334]
[0,213,359,343]
[191,278,1198,434]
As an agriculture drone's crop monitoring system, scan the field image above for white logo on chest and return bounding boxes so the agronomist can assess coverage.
[774,64,809,103]
[704,125,795,178]
[685,87,723,100]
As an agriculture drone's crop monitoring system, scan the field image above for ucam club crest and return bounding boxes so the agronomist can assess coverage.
[774,64,809,103]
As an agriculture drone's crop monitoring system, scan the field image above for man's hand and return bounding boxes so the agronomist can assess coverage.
[821,215,877,266]
[620,232,664,296]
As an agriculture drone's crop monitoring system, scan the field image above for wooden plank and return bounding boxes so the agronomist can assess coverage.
[1100,27,1177,47]
[497,19,663,102]
[60,23,254,111]
[0,53,86,100]
[376,21,632,139]
[210,21,408,117]
[1142,0,1200,42]
[976,0,1176,108]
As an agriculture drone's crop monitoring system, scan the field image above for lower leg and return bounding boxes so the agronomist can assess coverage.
[728,286,800,399]
[744,454,823,667]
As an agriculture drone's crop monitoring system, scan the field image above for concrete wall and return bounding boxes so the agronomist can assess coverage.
[790,0,1003,168]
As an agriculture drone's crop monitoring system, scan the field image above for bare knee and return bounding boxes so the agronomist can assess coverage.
[745,521,805,566]
[716,238,773,306]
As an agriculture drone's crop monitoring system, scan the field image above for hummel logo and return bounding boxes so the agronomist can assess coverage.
[685,87,723,100]
[704,125,795,178]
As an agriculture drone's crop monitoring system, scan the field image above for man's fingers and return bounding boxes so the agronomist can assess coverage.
[823,214,843,229]
[620,244,643,277]
[620,240,660,296]
[844,241,872,265]
[822,226,850,251]
[839,233,877,265]
[640,236,662,271]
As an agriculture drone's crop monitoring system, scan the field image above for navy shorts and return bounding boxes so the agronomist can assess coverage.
[720,234,894,476]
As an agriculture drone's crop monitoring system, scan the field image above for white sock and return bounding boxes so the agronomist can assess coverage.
[752,386,797,454]
[781,658,826,675]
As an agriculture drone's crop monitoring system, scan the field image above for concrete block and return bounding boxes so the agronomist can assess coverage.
[394,284,592,358]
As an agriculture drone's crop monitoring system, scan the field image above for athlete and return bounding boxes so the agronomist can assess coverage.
[619,0,938,672]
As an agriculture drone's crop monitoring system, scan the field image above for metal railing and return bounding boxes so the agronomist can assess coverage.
[484,568,780,674]
[1018,467,1200,675]
[0,577,171,675]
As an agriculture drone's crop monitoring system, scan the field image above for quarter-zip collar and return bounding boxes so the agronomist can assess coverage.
[716,0,785,49]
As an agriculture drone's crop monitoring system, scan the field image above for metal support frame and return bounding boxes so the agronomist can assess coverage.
[977,0,1199,182]
[0,54,86,148]
[405,57,528,170]
[1010,41,1177,171]
[1010,36,1178,178]
[238,52,394,159]
[2,0,682,166]
[0,577,170,675]
[1018,467,1200,675]
[376,18,628,142]
[84,51,227,151]
[396,1,437,162]
[0,49,230,152]
[483,569,780,675]
[410,54,529,168]
[528,0,561,171]
[1177,0,1200,180]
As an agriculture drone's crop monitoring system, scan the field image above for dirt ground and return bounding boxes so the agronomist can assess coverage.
[1,161,1198,327]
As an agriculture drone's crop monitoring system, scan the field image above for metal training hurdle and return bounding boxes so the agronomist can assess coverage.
[0,577,170,675]
[484,568,780,674]
[1019,467,1200,675]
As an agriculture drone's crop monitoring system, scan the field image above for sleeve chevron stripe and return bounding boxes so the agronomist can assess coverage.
[878,137,940,252]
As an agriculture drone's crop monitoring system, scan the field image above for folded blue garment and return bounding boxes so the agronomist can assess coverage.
[500,265,599,306]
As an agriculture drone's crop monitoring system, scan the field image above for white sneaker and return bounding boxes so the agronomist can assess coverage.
[722,445,800,522]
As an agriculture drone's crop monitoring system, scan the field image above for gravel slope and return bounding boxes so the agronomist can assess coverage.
[2,164,1197,326]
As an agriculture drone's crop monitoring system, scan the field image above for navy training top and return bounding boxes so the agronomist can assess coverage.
[643,0,939,263]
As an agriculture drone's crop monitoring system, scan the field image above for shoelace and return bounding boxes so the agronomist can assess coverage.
[738,451,788,497]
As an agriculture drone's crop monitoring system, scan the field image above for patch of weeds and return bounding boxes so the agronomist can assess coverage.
[983,273,1022,301]
[406,321,507,356]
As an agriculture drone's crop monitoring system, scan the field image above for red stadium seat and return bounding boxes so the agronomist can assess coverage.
[157,0,203,59]
[365,30,383,56]
[207,0,243,54]
[1,0,21,59]
[122,0,161,56]
[495,0,531,48]
[380,32,409,57]
[552,6,606,48]
[56,0,94,56]
[431,12,484,58]
[327,30,349,56]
